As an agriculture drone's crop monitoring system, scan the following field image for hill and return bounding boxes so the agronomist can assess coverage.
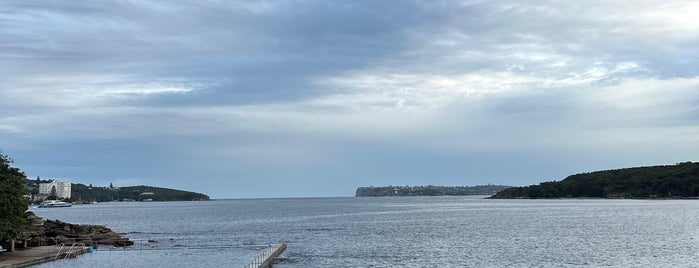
[72,184,210,202]
[25,179,210,202]
[491,162,699,199]
[356,185,511,197]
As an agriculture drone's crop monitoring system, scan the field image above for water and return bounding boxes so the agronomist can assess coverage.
[30,197,699,267]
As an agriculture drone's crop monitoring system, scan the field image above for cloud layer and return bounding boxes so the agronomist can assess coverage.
[1,1,698,197]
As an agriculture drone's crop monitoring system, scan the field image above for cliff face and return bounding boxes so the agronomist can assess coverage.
[356,185,511,197]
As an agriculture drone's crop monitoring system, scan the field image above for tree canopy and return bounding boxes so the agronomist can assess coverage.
[491,162,699,199]
[0,152,29,240]
[68,184,210,202]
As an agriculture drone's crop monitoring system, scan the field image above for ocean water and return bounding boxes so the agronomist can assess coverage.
[30,197,699,267]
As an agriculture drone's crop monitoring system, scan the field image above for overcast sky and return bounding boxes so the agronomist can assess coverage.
[1,1,698,198]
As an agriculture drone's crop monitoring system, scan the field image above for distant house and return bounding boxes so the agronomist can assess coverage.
[33,193,48,201]
[39,180,72,199]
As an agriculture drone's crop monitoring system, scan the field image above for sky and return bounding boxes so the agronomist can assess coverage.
[1,1,698,198]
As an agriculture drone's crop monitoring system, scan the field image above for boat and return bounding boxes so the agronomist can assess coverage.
[38,200,73,208]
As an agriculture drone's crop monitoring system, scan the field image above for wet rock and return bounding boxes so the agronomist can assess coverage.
[110,239,135,247]
[35,219,133,247]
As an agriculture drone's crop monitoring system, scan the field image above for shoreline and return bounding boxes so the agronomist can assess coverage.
[0,246,88,268]
[487,196,699,200]
[0,214,133,268]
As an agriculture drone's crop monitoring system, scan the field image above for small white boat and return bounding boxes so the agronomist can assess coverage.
[38,200,72,208]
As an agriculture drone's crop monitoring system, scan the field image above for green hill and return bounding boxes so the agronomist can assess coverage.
[491,162,699,199]
[25,179,210,202]
[71,184,210,202]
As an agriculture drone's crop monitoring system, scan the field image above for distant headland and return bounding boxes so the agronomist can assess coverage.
[356,185,511,197]
[24,179,210,203]
[491,162,699,199]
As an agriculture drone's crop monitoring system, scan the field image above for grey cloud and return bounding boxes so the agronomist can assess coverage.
[5,0,694,106]
[1,1,435,104]
[2,1,699,197]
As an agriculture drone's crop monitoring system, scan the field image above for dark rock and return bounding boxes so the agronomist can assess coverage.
[110,239,134,247]
[23,219,133,247]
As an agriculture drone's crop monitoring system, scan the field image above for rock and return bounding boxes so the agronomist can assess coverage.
[110,239,134,247]
[35,219,133,247]
[55,235,73,244]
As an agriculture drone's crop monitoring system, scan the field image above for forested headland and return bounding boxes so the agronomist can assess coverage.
[0,152,136,250]
[356,185,511,197]
[491,162,699,199]
[24,179,210,203]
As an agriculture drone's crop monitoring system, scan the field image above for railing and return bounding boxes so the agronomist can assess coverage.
[53,242,87,259]
[244,243,286,268]
[64,242,86,259]
[53,244,65,259]
[96,238,272,252]
[49,238,285,267]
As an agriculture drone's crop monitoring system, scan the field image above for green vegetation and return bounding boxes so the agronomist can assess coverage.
[0,153,30,241]
[356,185,511,197]
[25,177,210,203]
[491,162,699,199]
[69,184,210,202]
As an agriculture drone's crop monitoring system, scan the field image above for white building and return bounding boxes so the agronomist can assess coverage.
[39,180,72,199]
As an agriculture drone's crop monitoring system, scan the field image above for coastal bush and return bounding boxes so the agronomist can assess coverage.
[491,162,699,198]
[0,152,30,240]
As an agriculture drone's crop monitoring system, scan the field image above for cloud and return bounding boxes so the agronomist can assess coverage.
[1,1,698,197]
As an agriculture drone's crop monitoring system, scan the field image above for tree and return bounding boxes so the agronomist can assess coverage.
[48,185,57,200]
[491,162,699,199]
[0,152,30,241]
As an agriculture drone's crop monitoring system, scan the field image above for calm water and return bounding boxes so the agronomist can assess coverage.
[30,197,699,267]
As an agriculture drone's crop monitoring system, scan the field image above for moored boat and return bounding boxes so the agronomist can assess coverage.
[38,200,72,208]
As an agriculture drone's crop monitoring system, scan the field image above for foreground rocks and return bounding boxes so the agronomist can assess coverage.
[22,215,133,248]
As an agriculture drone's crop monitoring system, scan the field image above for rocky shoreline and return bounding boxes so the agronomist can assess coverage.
[17,213,133,249]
